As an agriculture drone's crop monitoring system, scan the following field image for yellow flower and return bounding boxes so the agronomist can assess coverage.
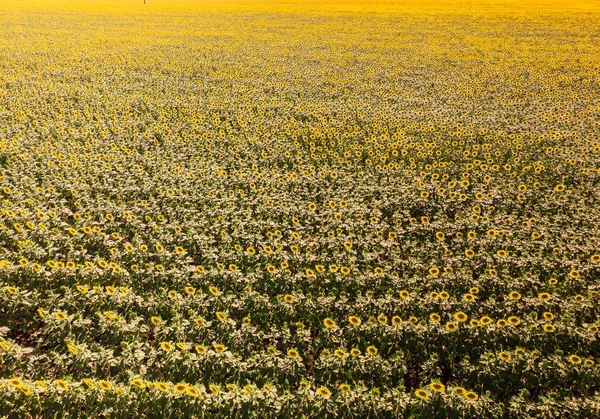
[8,378,22,387]
[156,382,169,392]
[185,286,195,295]
[465,392,479,401]
[131,378,145,389]
[317,387,332,398]
[67,343,78,355]
[56,380,69,391]
[161,341,173,352]
[453,387,466,396]
[287,349,299,359]
[366,346,378,355]
[284,294,294,303]
[55,311,67,321]
[569,355,582,365]
[339,383,351,393]
[18,384,32,396]
[209,384,219,395]
[98,380,112,391]
[174,383,187,393]
[323,318,336,328]
[429,313,441,323]
[430,382,445,392]
[508,291,521,300]
[454,312,468,322]
[538,293,551,301]
[499,352,511,361]
[186,386,199,397]
[445,322,457,331]
[415,389,429,400]
[216,311,227,322]
[505,315,520,325]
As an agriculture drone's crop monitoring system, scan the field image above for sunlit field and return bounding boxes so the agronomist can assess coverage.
[0,0,599,417]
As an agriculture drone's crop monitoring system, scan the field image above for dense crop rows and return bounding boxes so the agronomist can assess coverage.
[1,0,599,417]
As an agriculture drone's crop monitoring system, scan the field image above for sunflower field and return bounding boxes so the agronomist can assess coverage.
[0,0,599,417]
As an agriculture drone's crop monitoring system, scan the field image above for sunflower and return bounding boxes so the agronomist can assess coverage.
[465,392,479,401]
[399,290,410,299]
[317,387,332,398]
[508,316,521,325]
[366,346,378,355]
[454,312,468,322]
[323,318,336,328]
[334,349,347,359]
[284,294,295,303]
[415,389,429,400]
[209,384,219,395]
[174,383,187,393]
[348,316,361,326]
[350,348,361,357]
[480,316,493,325]
[287,349,299,359]
[429,313,441,323]
[131,378,145,389]
[184,386,198,397]
[538,293,551,301]
[543,324,556,333]
[392,316,403,325]
[56,380,69,391]
[463,293,475,302]
[453,387,466,396]
[83,379,95,389]
[98,380,112,391]
[156,382,169,392]
[339,383,351,393]
[430,382,445,392]
[161,341,173,352]
[18,385,32,396]
[499,352,511,361]
[445,322,457,331]
[569,355,582,365]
